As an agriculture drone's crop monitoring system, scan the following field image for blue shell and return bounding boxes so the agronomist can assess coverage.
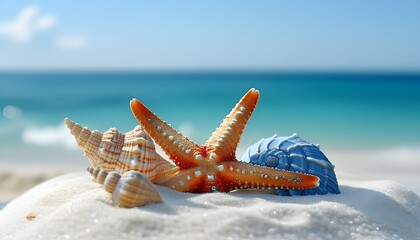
[241,134,340,196]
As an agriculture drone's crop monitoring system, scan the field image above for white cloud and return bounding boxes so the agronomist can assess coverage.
[54,35,87,49]
[0,5,55,43]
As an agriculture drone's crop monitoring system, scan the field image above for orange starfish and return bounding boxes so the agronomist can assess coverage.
[130,88,319,193]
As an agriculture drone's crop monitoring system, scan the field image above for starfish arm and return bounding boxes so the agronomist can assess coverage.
[206,88,260,162]
[156,167,206,193]
[130,99,199,169]
[216,162,319,192]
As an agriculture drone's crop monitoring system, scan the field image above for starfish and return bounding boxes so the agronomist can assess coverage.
[130,88,319,193]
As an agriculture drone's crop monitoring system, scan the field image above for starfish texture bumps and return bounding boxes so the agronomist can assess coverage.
[130,88,319,193]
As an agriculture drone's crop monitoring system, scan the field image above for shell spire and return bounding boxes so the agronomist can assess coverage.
[64,118,178,183]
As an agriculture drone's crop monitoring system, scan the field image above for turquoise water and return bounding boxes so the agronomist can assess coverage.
[0,72,420,166]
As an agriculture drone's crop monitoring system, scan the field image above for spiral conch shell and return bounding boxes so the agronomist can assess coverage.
[88,167,162,207]
[65,118,179,207]
[241,134,340,196]
[64,118,178,183]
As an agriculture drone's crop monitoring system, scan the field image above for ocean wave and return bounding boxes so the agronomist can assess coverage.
[377,147,420,165]
[328,146,420,175]
[20,120,196,152]
[21,123,76,149]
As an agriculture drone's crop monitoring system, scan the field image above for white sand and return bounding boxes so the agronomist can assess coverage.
[0,172,419,240]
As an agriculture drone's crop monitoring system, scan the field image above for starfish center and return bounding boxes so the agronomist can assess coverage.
[130,88,320,193]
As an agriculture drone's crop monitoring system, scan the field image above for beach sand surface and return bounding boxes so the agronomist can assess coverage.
[0,172,419,240]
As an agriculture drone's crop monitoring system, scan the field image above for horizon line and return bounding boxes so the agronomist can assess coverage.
[0,68,420,76]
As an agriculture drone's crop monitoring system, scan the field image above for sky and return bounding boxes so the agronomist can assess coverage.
[0,1,419,72]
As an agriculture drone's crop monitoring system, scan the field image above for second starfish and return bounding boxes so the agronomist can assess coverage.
[130,88,319,193]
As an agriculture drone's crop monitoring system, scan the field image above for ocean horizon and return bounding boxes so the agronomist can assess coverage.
[1,71,420,196]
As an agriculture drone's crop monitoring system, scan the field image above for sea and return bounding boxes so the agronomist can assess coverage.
[0,72,420,200]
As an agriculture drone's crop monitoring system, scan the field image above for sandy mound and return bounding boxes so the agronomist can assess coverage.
[0,172,419,240]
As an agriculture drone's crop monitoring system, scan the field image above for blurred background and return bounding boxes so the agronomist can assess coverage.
[0,1,419,203]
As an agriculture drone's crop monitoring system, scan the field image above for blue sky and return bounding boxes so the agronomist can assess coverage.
[0,1,419,71]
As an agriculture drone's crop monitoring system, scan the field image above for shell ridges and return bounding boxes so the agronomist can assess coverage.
[88,167,162,208]
[241,134,340,196]
[64,118,178,183]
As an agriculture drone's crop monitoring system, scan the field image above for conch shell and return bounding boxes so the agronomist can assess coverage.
[64,118,178,183]
[241,134,340,196]
[88,167,162,207]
